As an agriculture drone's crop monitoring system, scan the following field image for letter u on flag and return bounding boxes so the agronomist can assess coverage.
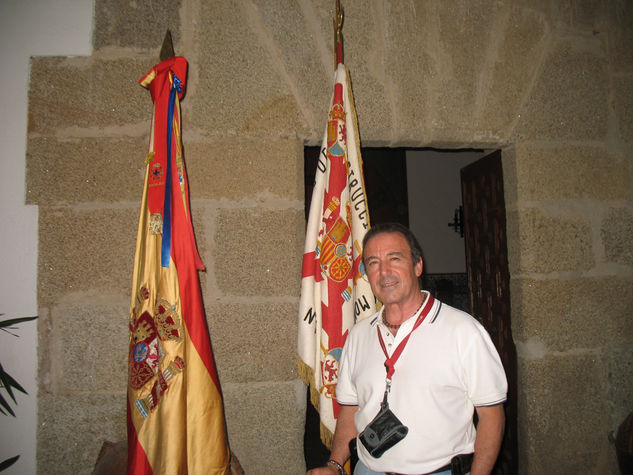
[297,63,376,446]
[127,56,231,475]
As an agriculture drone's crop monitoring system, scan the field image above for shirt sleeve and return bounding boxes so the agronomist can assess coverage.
[462,320,508,407]
[335,328,359,406]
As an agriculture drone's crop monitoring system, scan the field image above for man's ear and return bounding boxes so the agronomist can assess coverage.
[415,258,423,277]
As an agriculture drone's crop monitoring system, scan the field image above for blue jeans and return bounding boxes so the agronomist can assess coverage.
[353,459,453,475]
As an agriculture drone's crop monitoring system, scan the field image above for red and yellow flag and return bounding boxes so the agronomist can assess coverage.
[127,57,230,475]
[297,63,375,446]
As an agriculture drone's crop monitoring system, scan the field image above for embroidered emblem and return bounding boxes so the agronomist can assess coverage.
[154,299,183,341]
[323,197,340,221]
[321,346,342,400]
[130,360,155,390]
[129,289,186,417]
[134,357,185,418]
[139,286,150,301]
[133,342,149,362]
[177,156,185,186]
[319,217,352,282]
[129,311,164,389]
[135,399,149,419]
[150,162,163,182]
[149,214,163,235]
[342,286,352,302]
[328,141,345,157]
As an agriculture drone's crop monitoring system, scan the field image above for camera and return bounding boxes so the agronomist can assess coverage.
[358,404,408,458]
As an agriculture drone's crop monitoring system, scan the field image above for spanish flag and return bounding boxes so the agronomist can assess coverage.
[297,63,375,446]
[127,57,230,474]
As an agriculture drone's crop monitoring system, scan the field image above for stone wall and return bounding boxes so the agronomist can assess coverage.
[26,1,632,473]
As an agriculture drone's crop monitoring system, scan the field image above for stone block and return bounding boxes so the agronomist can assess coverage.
[38,393,126,475]
[207,301,298,384]
[383,1,434,143]
[191,1,305,137]
[512,277,633,351]
[26,136,147,205]
[607,1,633,73]
[432,1,499,137]
[501,147,518,208]
[477,6,548,137]
[213,208,303,297]
[514,144,631,201]
[250,0,332,140]
[185,138,303,200]
[601,207,633,265]
[508,207,594,273]
[94,0,181,50]
[548,0,608,31]
[339,1,392,143]
[614,75,633,142]
[602,342,633,429]
[223,380,305,473]
[39,207,137,306]
[48,297,128,393]
[518,354,619,474]
[28,56,154,135]
[515,39,609,141]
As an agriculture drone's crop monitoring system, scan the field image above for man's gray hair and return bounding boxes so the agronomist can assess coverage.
[362,222,423,267]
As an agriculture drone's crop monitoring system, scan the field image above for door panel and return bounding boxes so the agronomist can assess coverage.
[461,150,518,474]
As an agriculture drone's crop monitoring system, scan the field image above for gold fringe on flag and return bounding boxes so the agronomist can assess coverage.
[298,356,322,413]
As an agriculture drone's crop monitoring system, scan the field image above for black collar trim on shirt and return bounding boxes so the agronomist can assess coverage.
[429,302,442,324]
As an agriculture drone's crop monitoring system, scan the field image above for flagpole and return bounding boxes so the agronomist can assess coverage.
[334,0,343,67]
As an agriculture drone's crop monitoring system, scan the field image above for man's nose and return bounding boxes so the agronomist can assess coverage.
[377,260,389,275]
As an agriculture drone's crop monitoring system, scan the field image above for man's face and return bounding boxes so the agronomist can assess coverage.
[363,232,423,306]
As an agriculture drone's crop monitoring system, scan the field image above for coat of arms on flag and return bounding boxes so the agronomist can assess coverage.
[297,62,375,447]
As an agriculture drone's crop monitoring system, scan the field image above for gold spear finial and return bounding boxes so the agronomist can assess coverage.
[333,0,343,67]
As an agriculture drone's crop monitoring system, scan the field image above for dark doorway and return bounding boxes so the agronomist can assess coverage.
[304,147,409,226]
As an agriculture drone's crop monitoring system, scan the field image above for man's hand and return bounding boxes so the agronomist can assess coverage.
[306,405,358,475]
[306,465,339,475]
[471,404,505,475]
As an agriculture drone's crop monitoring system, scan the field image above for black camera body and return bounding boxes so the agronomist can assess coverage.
[358,403,408,458]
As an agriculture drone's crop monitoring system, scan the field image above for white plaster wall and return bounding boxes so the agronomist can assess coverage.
[406,150,484,274]
[0,2,93,473]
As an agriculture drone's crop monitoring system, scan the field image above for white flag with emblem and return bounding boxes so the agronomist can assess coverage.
[297,63,375,446]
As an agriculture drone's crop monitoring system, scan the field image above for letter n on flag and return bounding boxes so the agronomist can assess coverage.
[297,63,376,446]
[127,56,231,474]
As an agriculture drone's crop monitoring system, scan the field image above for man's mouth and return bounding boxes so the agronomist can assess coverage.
[379,278,399,288]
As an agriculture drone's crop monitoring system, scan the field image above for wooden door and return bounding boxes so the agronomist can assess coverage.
[461,150,518,474]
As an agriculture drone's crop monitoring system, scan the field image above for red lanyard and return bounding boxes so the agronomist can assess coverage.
[377,294,435,380]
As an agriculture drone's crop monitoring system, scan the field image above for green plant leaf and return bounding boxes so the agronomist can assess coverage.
[0,316,38,328]
[0,392,16,417]
[0,316,37,337]
[0,454,20,471]
[0,364,28,398]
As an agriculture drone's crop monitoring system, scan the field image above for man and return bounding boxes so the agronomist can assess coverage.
[308,223,507,475]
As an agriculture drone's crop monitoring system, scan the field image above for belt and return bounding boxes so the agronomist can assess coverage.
[386,465,448,475]
[385,452,473,475]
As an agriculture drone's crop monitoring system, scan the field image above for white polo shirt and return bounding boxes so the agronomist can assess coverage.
[336,292,507,474]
